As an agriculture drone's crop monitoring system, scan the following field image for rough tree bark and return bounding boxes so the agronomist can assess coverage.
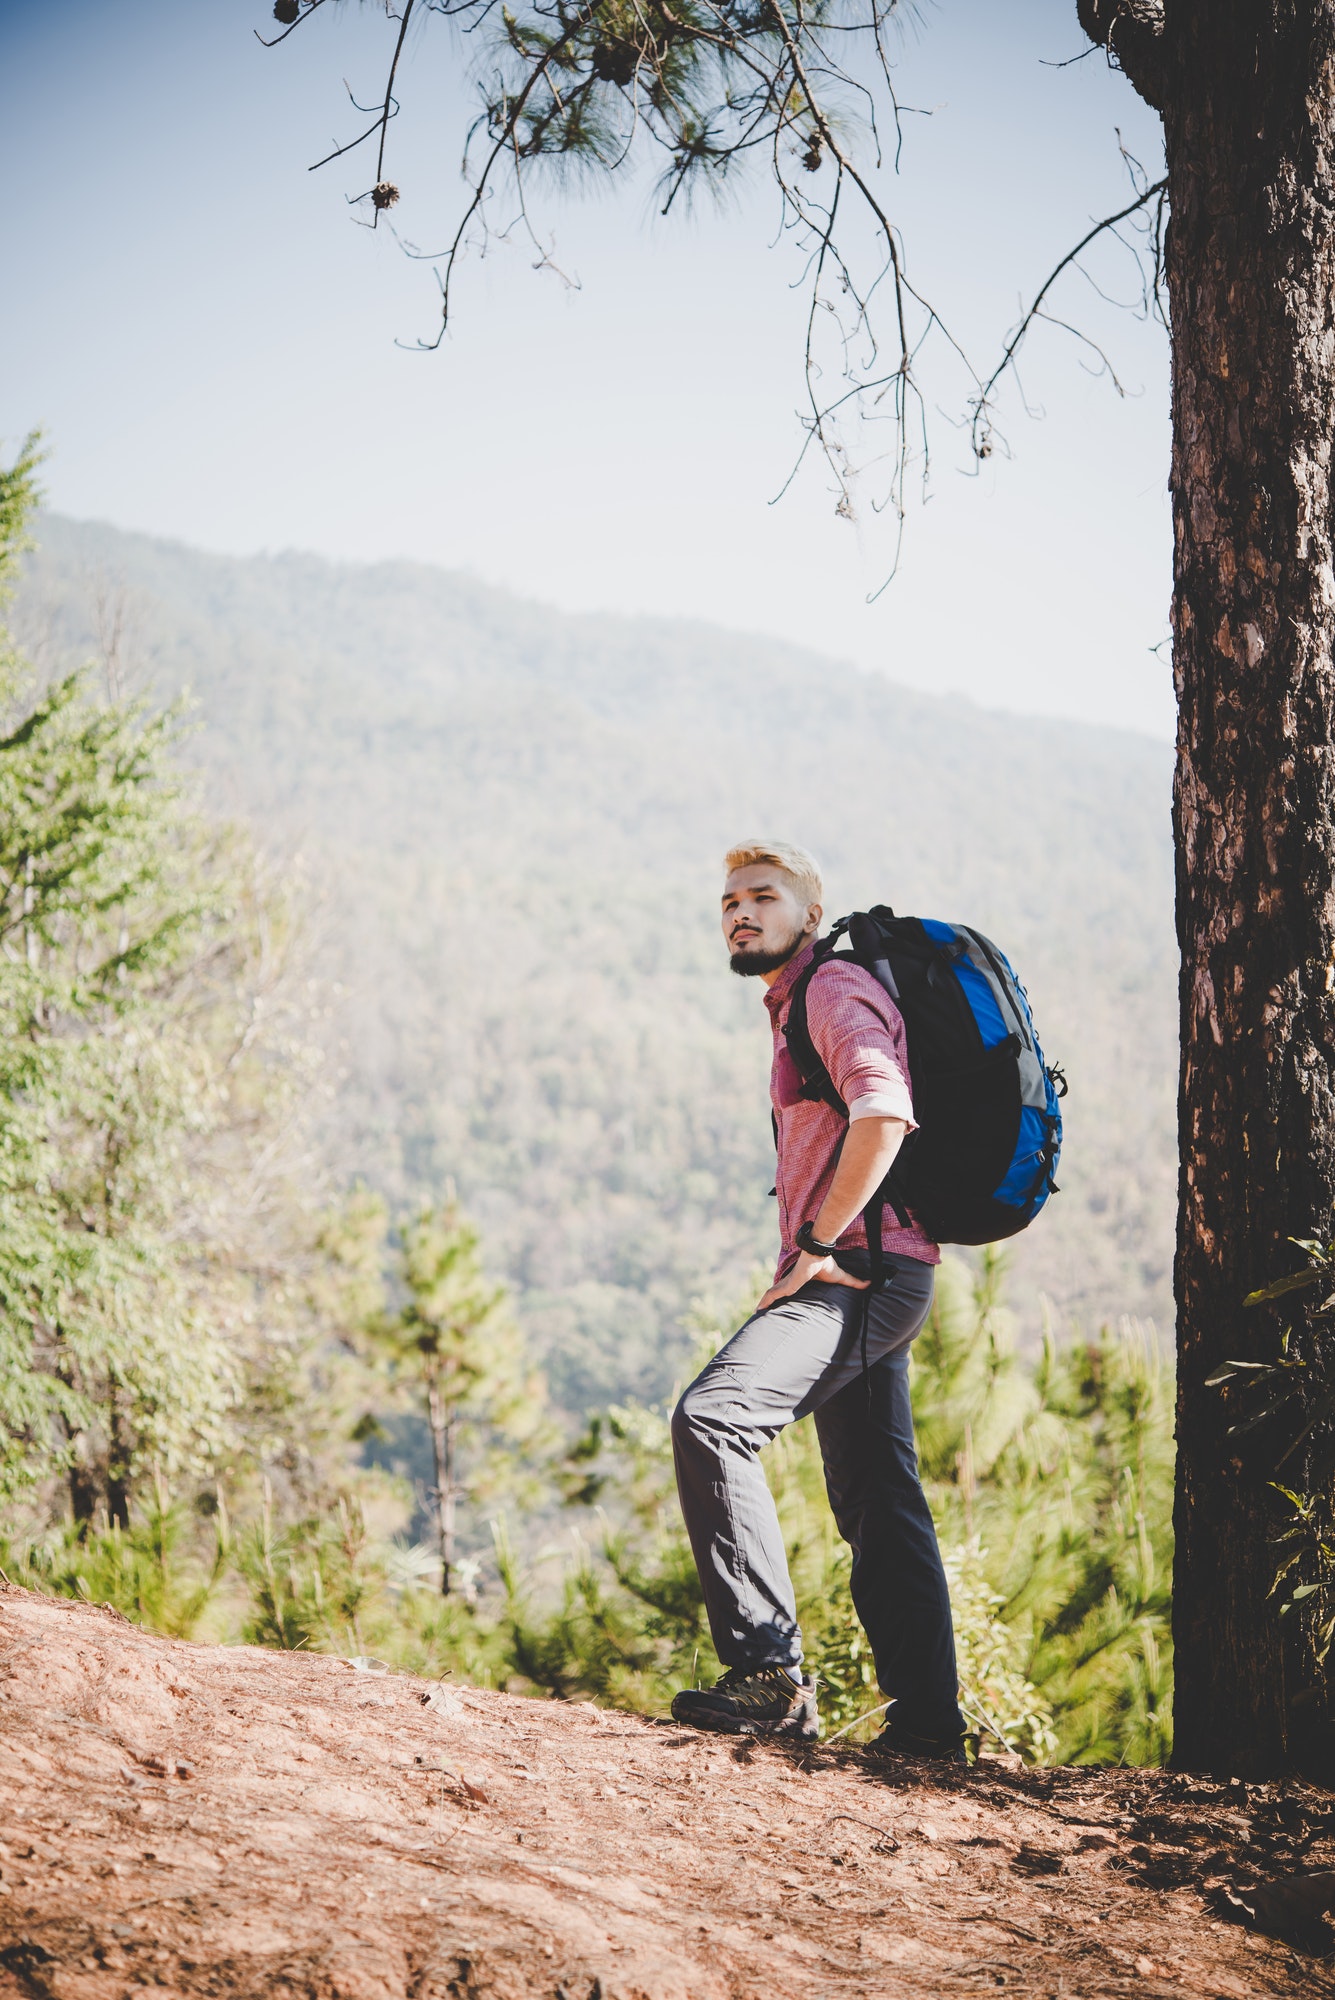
[1086,0,1335,1775]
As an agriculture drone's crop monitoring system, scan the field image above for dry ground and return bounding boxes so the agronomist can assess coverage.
[1,1587,1332,1999]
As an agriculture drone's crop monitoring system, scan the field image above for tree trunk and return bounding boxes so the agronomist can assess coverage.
[1165,0,1335,1777]
[68,1444,98,1529]
[106,1396,130,1531]
[427,1378,457,1596]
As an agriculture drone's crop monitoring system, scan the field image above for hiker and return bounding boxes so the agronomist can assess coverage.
[669,840,967,1763]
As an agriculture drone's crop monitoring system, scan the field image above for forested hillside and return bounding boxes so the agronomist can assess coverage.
[15,515,1175,1408]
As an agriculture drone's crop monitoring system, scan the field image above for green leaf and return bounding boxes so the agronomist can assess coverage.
[1290,1583,1320,1601]
[1205,1360,1274,1385]
[1244,1269,1323,1307]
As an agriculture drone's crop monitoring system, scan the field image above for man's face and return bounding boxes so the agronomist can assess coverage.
[721,865,821,979]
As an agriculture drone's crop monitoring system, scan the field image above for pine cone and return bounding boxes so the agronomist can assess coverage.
[273,1,300,22]
[372,182,401,211]
[591,42,638,87]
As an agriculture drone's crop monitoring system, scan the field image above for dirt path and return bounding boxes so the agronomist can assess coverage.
[0,1588,1330,1999]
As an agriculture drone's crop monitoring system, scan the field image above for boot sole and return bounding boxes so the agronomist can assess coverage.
[866,1739,969,1769]
[670,1704,819,1741]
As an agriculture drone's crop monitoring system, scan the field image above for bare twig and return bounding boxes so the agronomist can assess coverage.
[970,175,1167,458]
[825,1696,892,1741]
[272,0,1168,574]
[373,0,417,202]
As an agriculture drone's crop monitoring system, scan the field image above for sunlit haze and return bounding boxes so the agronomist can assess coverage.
[1,0,1172,736]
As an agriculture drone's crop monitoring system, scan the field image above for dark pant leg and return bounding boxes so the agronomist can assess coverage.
[814,1346,964,1738]
[670,1286,854,1672]
[672,1258,944,1680]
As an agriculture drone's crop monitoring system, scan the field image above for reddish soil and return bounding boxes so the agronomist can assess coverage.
[1,1587,1332,1999]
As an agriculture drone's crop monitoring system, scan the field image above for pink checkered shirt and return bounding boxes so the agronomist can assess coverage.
[764,940,940,1279]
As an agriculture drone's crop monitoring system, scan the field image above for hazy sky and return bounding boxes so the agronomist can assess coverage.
[1,1,1172,736]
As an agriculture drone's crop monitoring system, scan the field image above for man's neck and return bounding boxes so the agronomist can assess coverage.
[761,935,814,988]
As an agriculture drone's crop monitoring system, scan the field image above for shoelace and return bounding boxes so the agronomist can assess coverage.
[713,1668,800,1714]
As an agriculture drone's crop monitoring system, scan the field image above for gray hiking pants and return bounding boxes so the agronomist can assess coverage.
[671,1257,964,1738]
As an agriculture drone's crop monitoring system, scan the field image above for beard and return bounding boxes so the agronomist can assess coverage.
[728,925,809,978]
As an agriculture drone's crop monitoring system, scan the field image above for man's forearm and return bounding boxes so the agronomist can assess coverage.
[811,1117,907,1244]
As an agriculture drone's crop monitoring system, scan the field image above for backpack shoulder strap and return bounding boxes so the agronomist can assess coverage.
[788,921,917,1249]
[783,930,849,1115]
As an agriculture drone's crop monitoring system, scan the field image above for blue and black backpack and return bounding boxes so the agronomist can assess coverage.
[784,907,1065,1257]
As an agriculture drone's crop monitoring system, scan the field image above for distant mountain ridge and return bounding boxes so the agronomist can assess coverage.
[15,514,1177,1406]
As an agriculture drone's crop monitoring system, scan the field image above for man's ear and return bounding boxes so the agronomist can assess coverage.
[806,901,823,935]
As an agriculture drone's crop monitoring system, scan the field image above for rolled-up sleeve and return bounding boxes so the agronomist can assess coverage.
[807,966,918,1132]
[848,1088,913,1125]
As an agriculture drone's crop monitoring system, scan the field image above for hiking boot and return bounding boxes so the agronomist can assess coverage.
[671,1666,819,1739]
[867,1712,969,1768]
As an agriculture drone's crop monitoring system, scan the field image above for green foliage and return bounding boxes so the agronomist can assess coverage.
[355,1199,548,1591]
[938,1541,1057,1765]
[0,433,44,599]
[1,1478,228,1638]
[380,1203,530,1431]
[488,0,801,200]
[236,1481,378,1652]
[1213,1236,1335,1667]
[910,1255,1175,1764]
[0,460,374,1549]
[231,1479,512,1683]
[491,1516,682,1708]
[0,452,236,1504]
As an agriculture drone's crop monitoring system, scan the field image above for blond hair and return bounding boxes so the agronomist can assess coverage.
[723,840,823,906]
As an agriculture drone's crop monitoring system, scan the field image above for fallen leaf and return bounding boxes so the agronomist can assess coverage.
[421,1685,464,1718]
[460,1777,489,1804]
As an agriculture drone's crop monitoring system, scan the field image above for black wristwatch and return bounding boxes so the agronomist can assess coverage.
[796,1220,839,1257]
